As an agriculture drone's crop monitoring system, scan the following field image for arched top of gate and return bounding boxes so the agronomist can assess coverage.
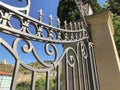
[0,0,89,44]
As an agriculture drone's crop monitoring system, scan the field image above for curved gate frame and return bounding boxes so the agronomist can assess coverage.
[0,0,99,90]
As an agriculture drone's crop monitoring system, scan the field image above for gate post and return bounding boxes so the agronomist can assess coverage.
[87,10,120,90]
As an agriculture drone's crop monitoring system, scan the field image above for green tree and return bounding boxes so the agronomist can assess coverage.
[16,81,30,90]
[90,0,102,13]
[49,78,56,90]
[57,0,101,25]
[105,0,120,56]
[111,14,120,56]
[35,77,55,90]
[57,0,80,25]
[16,77,55,90]
[35,77,46,90]
[105,0,120,15]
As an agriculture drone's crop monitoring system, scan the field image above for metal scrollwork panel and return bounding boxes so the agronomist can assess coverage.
[0,36,58,89]
[0,0,99,90]
[0,1,89,44]
[0,36,83,90]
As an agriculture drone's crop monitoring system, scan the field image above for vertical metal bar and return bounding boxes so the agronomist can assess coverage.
[72,66,76,90]
[81,57,87,90]
[81,41,92,90]
[46,71,50,90]
[57,65,60,90]
[31,71,36,90]
[77,42,82,90]
[10,61,20,90]
[88,44,97,90]
[80,42,87,90]
[90,45,100,90]
[77,61,82,90]
[65,54,69,90]
[85,58,91,90]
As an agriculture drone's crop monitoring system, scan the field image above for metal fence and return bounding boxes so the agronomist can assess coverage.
[0,0,99,90]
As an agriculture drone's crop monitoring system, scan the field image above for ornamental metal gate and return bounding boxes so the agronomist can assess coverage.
[0,0,99,90]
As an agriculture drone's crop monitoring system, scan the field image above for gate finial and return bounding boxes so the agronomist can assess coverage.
[49,14,53,25]
[74,22,77,30]
[57,18,61,28]
[38,9,43,22]
[64,21,67,29]
[69,22,72,30]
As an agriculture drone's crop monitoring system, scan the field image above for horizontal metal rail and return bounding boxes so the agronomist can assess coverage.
[0,1,88,44]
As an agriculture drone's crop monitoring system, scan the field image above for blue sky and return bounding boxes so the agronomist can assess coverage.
[0,0,106,64]
[0,0,59,25]
[0,0,106,21]
[98,0,106,6]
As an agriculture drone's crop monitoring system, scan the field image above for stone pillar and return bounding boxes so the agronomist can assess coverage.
[87,10,120,90]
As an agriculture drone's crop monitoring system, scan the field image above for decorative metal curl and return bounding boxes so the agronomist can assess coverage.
[81,41,88,59]
[68,55,75,67]
[13,38,55,69]
[83,29,89,38]
[66,48,77,67]
[45,43,58,62]
[13,38,33,56]
[22,42,33,53]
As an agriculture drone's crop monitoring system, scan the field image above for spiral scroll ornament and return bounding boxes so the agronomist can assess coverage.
[81,41,88,59]
[45,43,58,62]
[66,48,77,67]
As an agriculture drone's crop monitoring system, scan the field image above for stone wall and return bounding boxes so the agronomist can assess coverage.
[87,10,120,90]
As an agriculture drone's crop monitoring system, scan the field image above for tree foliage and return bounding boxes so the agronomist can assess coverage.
[35,77,55,90]
[57,0,80,25]
[105,0,120,15]
[90,0,102,13]
[105,0,120,56]
[57,0,101,25]
[111,14,120,56]
[35,77,46,90]
[16,81,30,90]
[16,77,55,90]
